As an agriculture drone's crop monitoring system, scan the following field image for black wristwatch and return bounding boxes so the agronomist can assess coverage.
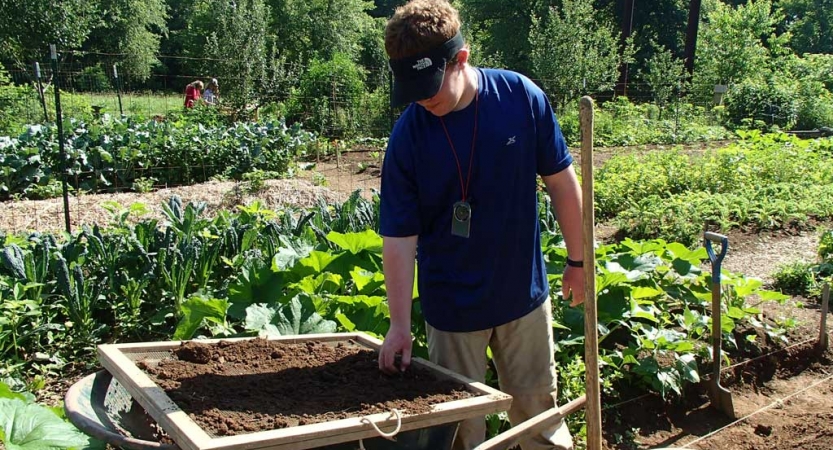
[566,258,584,268]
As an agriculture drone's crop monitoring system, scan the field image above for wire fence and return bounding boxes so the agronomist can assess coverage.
[0,51,733,234]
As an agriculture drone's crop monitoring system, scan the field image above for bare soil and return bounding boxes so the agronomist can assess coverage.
[136,339,473,437]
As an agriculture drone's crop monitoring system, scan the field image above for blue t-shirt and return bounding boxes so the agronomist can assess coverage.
[379,68,573,332]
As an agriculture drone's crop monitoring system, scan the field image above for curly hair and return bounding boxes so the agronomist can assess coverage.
[385,0,462,60]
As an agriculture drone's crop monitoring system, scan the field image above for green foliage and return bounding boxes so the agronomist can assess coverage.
[780,0,833,54]
[77,65,110,92]
[546,237,788,398]
[269,0,376,63]
[0,0,98,69]
[288,53,367,138]
[558,97,731,147]
[724,76,799,130]
[597,132,833,243]
[693,0,787,98]
[202,0,271,114]
[0,116,316,199]
[772,261,816,296]
[639,40,688,113]
[83,0,168,81]
[820,228,833,261]
[529,0,633,106]
[0,381,97,450]
[0,65,41,136]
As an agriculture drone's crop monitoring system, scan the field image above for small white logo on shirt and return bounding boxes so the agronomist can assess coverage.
[412,58,432,71]
[506,136,517,146]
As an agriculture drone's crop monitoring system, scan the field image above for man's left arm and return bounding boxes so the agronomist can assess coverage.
[541,168,585,306]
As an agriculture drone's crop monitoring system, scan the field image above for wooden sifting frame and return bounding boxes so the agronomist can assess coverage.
[98,332,512,450]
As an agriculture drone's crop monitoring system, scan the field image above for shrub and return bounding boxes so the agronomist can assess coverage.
[772,261,816,296]
[795,80,833,130]
[724,77,799,130]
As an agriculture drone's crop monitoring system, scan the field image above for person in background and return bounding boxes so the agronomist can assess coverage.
[184,80,204,108]
[203,78,219,105]
[377,1,585,449]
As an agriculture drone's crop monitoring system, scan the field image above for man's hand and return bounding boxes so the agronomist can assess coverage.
[378,323,413,374]
[562,265,585,306]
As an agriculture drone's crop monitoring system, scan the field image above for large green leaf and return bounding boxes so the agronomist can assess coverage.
[174,296,229,340]
[244,294,336,337]
[0,399,92,450]
[228,264,285,319]
[326,230,383,254]
[329,295,390,335]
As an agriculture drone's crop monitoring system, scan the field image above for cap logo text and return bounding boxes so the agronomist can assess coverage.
[412,58,432,71]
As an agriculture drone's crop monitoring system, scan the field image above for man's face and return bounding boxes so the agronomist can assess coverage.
[416,55,466,117]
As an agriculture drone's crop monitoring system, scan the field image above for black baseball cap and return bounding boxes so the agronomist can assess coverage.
[388,31,465,108]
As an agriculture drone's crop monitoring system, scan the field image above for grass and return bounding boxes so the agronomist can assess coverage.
[36,92,184,120]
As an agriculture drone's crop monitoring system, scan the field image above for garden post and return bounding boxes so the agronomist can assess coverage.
[580,95,601,450]
[34,62,48,122]
[113,64,124,116]
[819,283,830,352]
[50,45,72,234]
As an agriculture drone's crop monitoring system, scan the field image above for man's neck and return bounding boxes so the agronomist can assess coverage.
[453,66,478,112]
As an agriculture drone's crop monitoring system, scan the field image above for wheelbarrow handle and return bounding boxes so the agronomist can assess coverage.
[704,232,728,283]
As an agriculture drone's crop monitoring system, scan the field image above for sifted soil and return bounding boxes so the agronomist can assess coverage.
[136,338,474,437]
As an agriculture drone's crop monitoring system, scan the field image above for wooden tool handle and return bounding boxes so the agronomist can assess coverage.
[473,396,587,450]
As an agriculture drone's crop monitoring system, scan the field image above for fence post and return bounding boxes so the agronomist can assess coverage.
[113,64,124,116]
[33,62,49,122]
[50,45,72,234]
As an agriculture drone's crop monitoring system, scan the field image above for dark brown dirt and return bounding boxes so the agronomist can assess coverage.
[602,343,833,449]
[136,338,474,437]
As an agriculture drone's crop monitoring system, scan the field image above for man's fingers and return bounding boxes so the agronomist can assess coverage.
[400,346,412,372]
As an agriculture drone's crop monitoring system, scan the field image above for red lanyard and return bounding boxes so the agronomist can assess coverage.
[439,91,479,202]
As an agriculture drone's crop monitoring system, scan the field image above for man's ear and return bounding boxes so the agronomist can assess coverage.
[455,47,470,68]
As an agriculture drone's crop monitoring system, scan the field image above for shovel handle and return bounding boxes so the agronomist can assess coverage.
[704,232,728,284]
[704,232,728,382]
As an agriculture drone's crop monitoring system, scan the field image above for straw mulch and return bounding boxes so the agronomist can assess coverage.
[0,179,350,235]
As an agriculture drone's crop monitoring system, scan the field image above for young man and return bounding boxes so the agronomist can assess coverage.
[378,1,585,449]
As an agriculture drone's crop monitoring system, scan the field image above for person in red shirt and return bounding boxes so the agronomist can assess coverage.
[184,80,204,108]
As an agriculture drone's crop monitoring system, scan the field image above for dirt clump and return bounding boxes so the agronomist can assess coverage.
[137,338,474,437]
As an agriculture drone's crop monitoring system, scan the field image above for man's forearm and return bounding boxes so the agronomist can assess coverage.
[382,236,418,328]
[545,170,583,260]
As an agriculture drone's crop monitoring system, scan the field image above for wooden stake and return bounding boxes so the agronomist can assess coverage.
[819,283,830,352]
[580,96,602,450]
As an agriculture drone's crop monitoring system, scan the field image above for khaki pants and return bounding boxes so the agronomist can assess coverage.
[426,299,573,450]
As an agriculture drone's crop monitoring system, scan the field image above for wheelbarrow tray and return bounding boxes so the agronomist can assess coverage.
[97,332,512,450]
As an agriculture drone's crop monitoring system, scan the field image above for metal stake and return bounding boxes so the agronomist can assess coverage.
[50,45,72,234]
[34,62,48,122]
[113,64,124,116]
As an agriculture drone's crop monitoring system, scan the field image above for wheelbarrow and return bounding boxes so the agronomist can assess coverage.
[65,369,588,450]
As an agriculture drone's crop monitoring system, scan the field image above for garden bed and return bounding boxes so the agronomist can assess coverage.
[98,333,511,450]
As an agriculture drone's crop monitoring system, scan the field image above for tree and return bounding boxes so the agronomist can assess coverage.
[202,0,272,113]
[693,0,789,98]
[268,0,375,64]
[84,0,168,82]
[779,0,833,54]
[529,0,632,107]
[458,0,544,74]
[639,40,688,114]
[0,0,98,69]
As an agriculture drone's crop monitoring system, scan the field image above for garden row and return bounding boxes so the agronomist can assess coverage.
[0,188,795,397]
[0,113,316,200]
[0,95,736,200]
[597,131,833,244]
